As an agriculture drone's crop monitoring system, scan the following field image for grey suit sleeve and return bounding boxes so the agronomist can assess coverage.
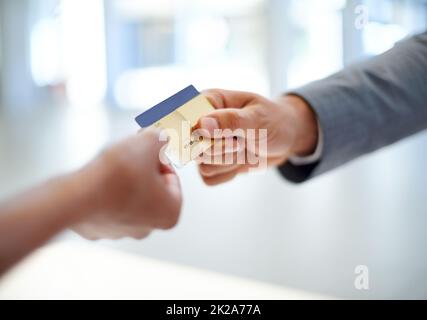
[279,31,427,183]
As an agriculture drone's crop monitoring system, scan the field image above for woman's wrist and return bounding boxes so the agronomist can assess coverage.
[64,158,112,224]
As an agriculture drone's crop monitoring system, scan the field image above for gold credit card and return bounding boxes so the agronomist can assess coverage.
[135,85,214,166]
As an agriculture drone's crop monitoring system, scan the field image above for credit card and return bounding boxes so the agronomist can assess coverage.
[135,85,215,167]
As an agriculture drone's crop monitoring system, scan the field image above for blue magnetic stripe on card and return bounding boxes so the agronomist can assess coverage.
[135,85,199,128]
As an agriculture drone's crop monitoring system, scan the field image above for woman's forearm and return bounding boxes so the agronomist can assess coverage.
[0,169,95,275]
[0,130,183,277]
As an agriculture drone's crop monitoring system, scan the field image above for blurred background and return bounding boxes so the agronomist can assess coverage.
[1,0,427,299]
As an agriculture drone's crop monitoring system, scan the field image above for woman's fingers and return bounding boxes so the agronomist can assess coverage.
[201,169,239,186]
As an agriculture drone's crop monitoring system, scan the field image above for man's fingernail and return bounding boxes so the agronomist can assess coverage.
[200,117,219,134]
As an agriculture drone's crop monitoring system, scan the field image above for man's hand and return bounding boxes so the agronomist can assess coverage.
[72,129,182,240]
[196,89,318,186]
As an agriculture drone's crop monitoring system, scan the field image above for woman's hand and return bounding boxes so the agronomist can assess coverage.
[72,129,182,240]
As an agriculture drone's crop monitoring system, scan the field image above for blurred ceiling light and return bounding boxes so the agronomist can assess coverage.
[178,0,265,16]
[184,17,230,64]
[30,18,63,87]
[115,0,175,19]
[115,0,264,20]
[61,0,107,106]
[287,0,344,89]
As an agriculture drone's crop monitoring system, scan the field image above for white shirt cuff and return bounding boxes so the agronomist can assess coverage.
[288,121,323,166]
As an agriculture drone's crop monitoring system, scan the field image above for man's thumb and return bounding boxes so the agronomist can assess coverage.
[198,108,254,137]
